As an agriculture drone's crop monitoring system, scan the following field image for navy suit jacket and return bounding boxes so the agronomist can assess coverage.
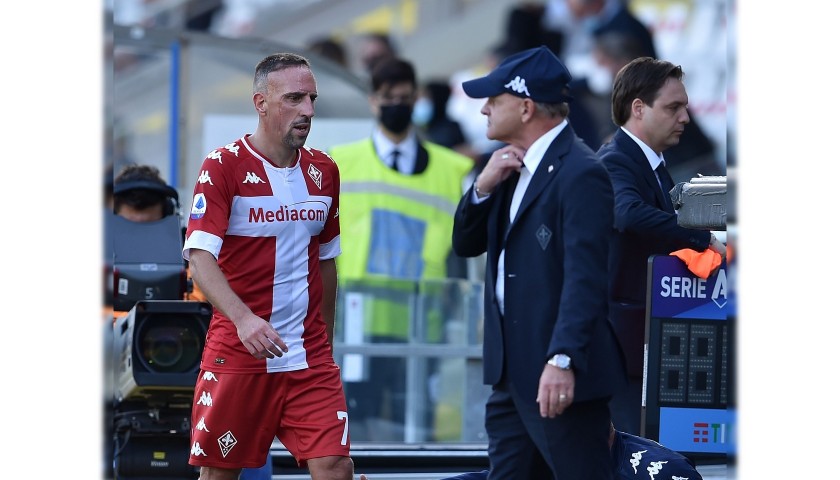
[597,128,710,376]
[452,124,626,403]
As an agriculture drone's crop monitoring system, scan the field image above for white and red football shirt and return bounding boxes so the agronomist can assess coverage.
[183,135,341,373]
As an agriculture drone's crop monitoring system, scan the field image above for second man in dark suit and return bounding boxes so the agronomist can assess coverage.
[598,57,727,434]
[451,45,626,480]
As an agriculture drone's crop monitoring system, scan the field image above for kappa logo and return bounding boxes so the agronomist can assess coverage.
[224,142,240,156]
[647,460,668,479]
[308,163,323,189]
[190,442,207,457]
[243,172,266,184]
[207,149,223,164]
[190,193,207,220]
[504,76,531,97]
[196,390,213,407]
[198,170,213,185]
[535,224,552,250]
[322,150,337,164]
[195,417,210,432]
[217,431,238,457]
[202,371,218,381]
[629,449,647,473]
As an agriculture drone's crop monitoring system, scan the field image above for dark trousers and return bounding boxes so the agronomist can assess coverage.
[608,375,643,435]
[485,383,612,480]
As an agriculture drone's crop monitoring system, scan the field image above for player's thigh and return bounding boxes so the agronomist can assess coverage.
[277,363,351,463]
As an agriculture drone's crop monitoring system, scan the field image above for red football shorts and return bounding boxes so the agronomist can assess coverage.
[188,362,351,469]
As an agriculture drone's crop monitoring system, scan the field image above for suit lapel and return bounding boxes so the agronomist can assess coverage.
[497,173,518,246]
[614,129,671,210]
[509,126,572,228]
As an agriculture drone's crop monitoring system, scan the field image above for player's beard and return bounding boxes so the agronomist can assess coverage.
[284,131,306,150]
[284,119,310,150]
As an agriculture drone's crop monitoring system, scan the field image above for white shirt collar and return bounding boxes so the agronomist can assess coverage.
[521,119,568,175]
[372,127,417,167]
[620,126,666,171]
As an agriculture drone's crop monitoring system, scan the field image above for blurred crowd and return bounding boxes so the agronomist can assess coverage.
[106,0,733,186]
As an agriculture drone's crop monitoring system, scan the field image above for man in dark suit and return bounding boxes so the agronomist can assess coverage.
[451,45,626,480]
[597,57,727,435]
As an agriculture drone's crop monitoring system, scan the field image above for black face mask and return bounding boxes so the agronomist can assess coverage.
[379,104,413,133]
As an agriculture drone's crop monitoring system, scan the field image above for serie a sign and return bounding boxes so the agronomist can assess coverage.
[643,255,735,457]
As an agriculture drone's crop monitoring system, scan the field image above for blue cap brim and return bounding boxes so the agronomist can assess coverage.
[462,77,504,99]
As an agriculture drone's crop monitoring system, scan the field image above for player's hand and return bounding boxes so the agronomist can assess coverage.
[237,313,289,359]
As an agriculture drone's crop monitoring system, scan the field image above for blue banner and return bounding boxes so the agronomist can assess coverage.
[649,255,732,321]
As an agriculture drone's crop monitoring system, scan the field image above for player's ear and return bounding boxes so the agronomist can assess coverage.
[254,92,267,114]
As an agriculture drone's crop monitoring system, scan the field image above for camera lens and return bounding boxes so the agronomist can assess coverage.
[137,316,203,373]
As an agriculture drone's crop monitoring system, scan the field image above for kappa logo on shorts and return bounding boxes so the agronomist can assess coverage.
[191,442,207,457]
[202,371,219,381]
[535,224,552,250]
[195,416,210,432]
[196,391,213,407]
[217,431,238,457]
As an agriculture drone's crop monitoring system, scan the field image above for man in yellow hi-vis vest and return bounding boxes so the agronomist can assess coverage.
[329,57,473,441]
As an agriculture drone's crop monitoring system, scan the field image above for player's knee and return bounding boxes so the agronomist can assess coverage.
[309,455,354,479]
[198,466,242,480]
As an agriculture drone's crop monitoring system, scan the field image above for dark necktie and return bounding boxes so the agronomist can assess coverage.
[655,162,675,211]
[389,150,401,172]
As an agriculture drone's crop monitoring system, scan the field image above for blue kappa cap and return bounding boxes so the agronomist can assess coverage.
[462,45,573,103]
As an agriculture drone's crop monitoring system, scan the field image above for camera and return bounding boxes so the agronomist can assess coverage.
[105,185,210,478]
[108,300,211,480]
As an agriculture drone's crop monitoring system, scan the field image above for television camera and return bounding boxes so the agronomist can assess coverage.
[104,184,210,479]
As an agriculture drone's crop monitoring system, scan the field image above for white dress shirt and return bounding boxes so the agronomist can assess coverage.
[471,120,568,315]
[372,127,418,174]
[620,126,668,189]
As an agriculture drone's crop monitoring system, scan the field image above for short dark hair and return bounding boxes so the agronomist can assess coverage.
[611,57,683,126]
[113,164,172,214]
[253,52,311,94]
[370,57,416,93]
